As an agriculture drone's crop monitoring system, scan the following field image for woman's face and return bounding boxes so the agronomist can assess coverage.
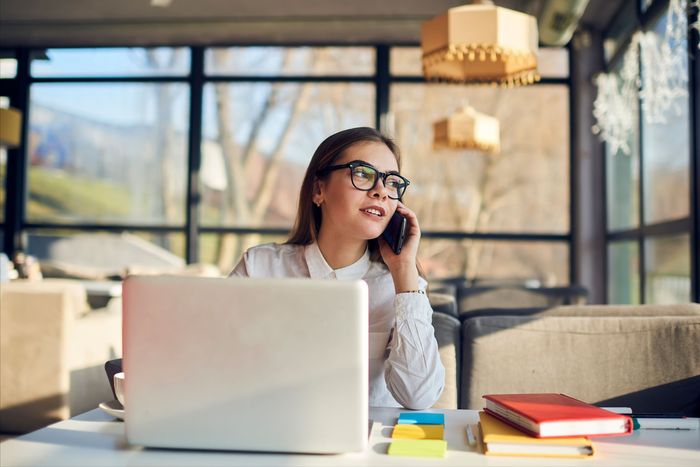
[315,141,400,242]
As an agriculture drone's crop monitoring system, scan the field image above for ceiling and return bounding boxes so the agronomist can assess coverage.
[0,0,623,48]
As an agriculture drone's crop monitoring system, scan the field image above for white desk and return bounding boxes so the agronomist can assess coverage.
[1,408,699,466]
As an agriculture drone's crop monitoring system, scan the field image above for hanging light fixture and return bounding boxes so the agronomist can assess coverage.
[421,0,540,86]
[433,105,500,153]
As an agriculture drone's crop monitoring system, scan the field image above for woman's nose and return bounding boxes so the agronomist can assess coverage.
[369,181,388,199]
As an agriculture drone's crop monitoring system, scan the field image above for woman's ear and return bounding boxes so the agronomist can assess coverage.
[312,179,324,206]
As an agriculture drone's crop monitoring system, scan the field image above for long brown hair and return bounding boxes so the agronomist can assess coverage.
[286,127,400,263]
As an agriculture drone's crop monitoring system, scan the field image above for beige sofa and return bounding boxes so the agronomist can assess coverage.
[459,304,700,414]
[0,279,121,433]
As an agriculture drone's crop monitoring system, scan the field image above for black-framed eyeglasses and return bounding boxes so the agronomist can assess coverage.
[317,160,410,200]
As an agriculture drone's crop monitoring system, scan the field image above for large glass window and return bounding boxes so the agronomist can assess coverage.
[419,239,569,284]
[4,44,573,283]
[607,240,640,304]
[644,234,691,304]
[31,48,190,77]
[27,83,189,225]
[199,232,289,274]
[0,56,17,79]
[25,230,185,277]
[199,82,374,229]
[391,83,569,234]
[604,0,695,304]
[606,59,640,231]
[205,47,375,76]
[641,11,690,224]
[199,46,376,270]
[606,146,640,231]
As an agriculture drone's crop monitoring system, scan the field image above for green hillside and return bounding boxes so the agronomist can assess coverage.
[25,167,131,221]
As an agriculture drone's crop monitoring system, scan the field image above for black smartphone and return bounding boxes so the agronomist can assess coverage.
[381,211,407,254]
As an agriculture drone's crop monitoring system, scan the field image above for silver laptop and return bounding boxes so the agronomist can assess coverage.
[122,275,369,453]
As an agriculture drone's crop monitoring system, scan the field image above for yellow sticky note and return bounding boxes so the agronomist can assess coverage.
[392,424,444,440]
[388,439,448,458]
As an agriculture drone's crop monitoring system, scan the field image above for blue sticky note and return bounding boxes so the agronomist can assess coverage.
[398,412,445,425]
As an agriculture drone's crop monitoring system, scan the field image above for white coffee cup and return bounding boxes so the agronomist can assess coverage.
[114,372,125,406]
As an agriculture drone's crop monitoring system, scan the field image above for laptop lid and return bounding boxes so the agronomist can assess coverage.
[122,275,369,453]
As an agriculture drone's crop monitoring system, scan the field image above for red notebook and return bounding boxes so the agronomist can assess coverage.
[483,393,633,438]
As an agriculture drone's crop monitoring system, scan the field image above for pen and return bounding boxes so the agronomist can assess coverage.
[630,414,699,430]
[630,413,684,418]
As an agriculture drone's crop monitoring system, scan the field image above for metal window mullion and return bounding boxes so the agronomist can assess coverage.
[185,47,204,264]
[567,40,577,286]
[637,37,647,304]
[3,48,30,256]
[23,223,184,232]
[689,4,700,303]
[29,76,190,84]
[602,123,610,303]
[375,45,390,132]
[195,225,569,242]
[204,75,373,83]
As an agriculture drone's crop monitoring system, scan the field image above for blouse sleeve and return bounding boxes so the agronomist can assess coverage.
[384,277,446,409]
[228,251,251,277]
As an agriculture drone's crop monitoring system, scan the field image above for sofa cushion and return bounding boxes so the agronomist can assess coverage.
[431,312,461,409]
[460,303,700,320]
[428,292,458,319]
[457,286,588,318]
[0,280,120,433]
[0,279,88,319]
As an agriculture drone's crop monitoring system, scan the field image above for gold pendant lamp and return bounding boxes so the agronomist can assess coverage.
[433,105,500,154]
[421,0,540,86]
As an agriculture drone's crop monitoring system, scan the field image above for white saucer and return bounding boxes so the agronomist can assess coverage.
[98,400,125,420]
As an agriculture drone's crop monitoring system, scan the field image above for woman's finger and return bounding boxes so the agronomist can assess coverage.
[396,203,420,233]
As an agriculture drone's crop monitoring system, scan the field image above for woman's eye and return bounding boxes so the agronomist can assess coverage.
[354,169,371,179]
[387,178,402,188]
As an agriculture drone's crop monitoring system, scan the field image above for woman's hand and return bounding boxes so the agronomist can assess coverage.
[378,201,421,294]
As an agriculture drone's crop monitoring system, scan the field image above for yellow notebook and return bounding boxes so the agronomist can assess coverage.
[392,424,444,440]
[387,439,448,458]
[478,412,594,458]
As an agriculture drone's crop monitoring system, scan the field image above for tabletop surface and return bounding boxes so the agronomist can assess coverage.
[1,407,699,466]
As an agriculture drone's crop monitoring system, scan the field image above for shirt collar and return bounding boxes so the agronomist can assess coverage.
[304,242,371,280]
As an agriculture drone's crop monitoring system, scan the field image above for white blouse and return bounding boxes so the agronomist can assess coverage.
[229,242,445,409]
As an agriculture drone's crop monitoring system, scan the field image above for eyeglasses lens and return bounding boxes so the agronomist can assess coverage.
[351,165,405,199]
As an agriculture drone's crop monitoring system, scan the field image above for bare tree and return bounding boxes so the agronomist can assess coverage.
[394,82,568,281]
[211,49,331,271]
[145,49,185,250]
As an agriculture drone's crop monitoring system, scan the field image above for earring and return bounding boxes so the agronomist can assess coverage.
[314,201,322,208]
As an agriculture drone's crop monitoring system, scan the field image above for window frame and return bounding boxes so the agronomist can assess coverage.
[602,0,699,303]
[2,43,574,283]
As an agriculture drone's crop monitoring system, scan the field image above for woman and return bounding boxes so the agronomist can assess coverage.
[230,127,445,410]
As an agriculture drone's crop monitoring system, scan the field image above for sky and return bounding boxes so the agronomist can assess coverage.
[26,47,374,165]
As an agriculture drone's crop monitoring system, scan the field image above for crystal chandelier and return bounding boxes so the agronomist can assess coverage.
[639,0,689,123]
[592,43,639,156]
[593,0,690,155]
